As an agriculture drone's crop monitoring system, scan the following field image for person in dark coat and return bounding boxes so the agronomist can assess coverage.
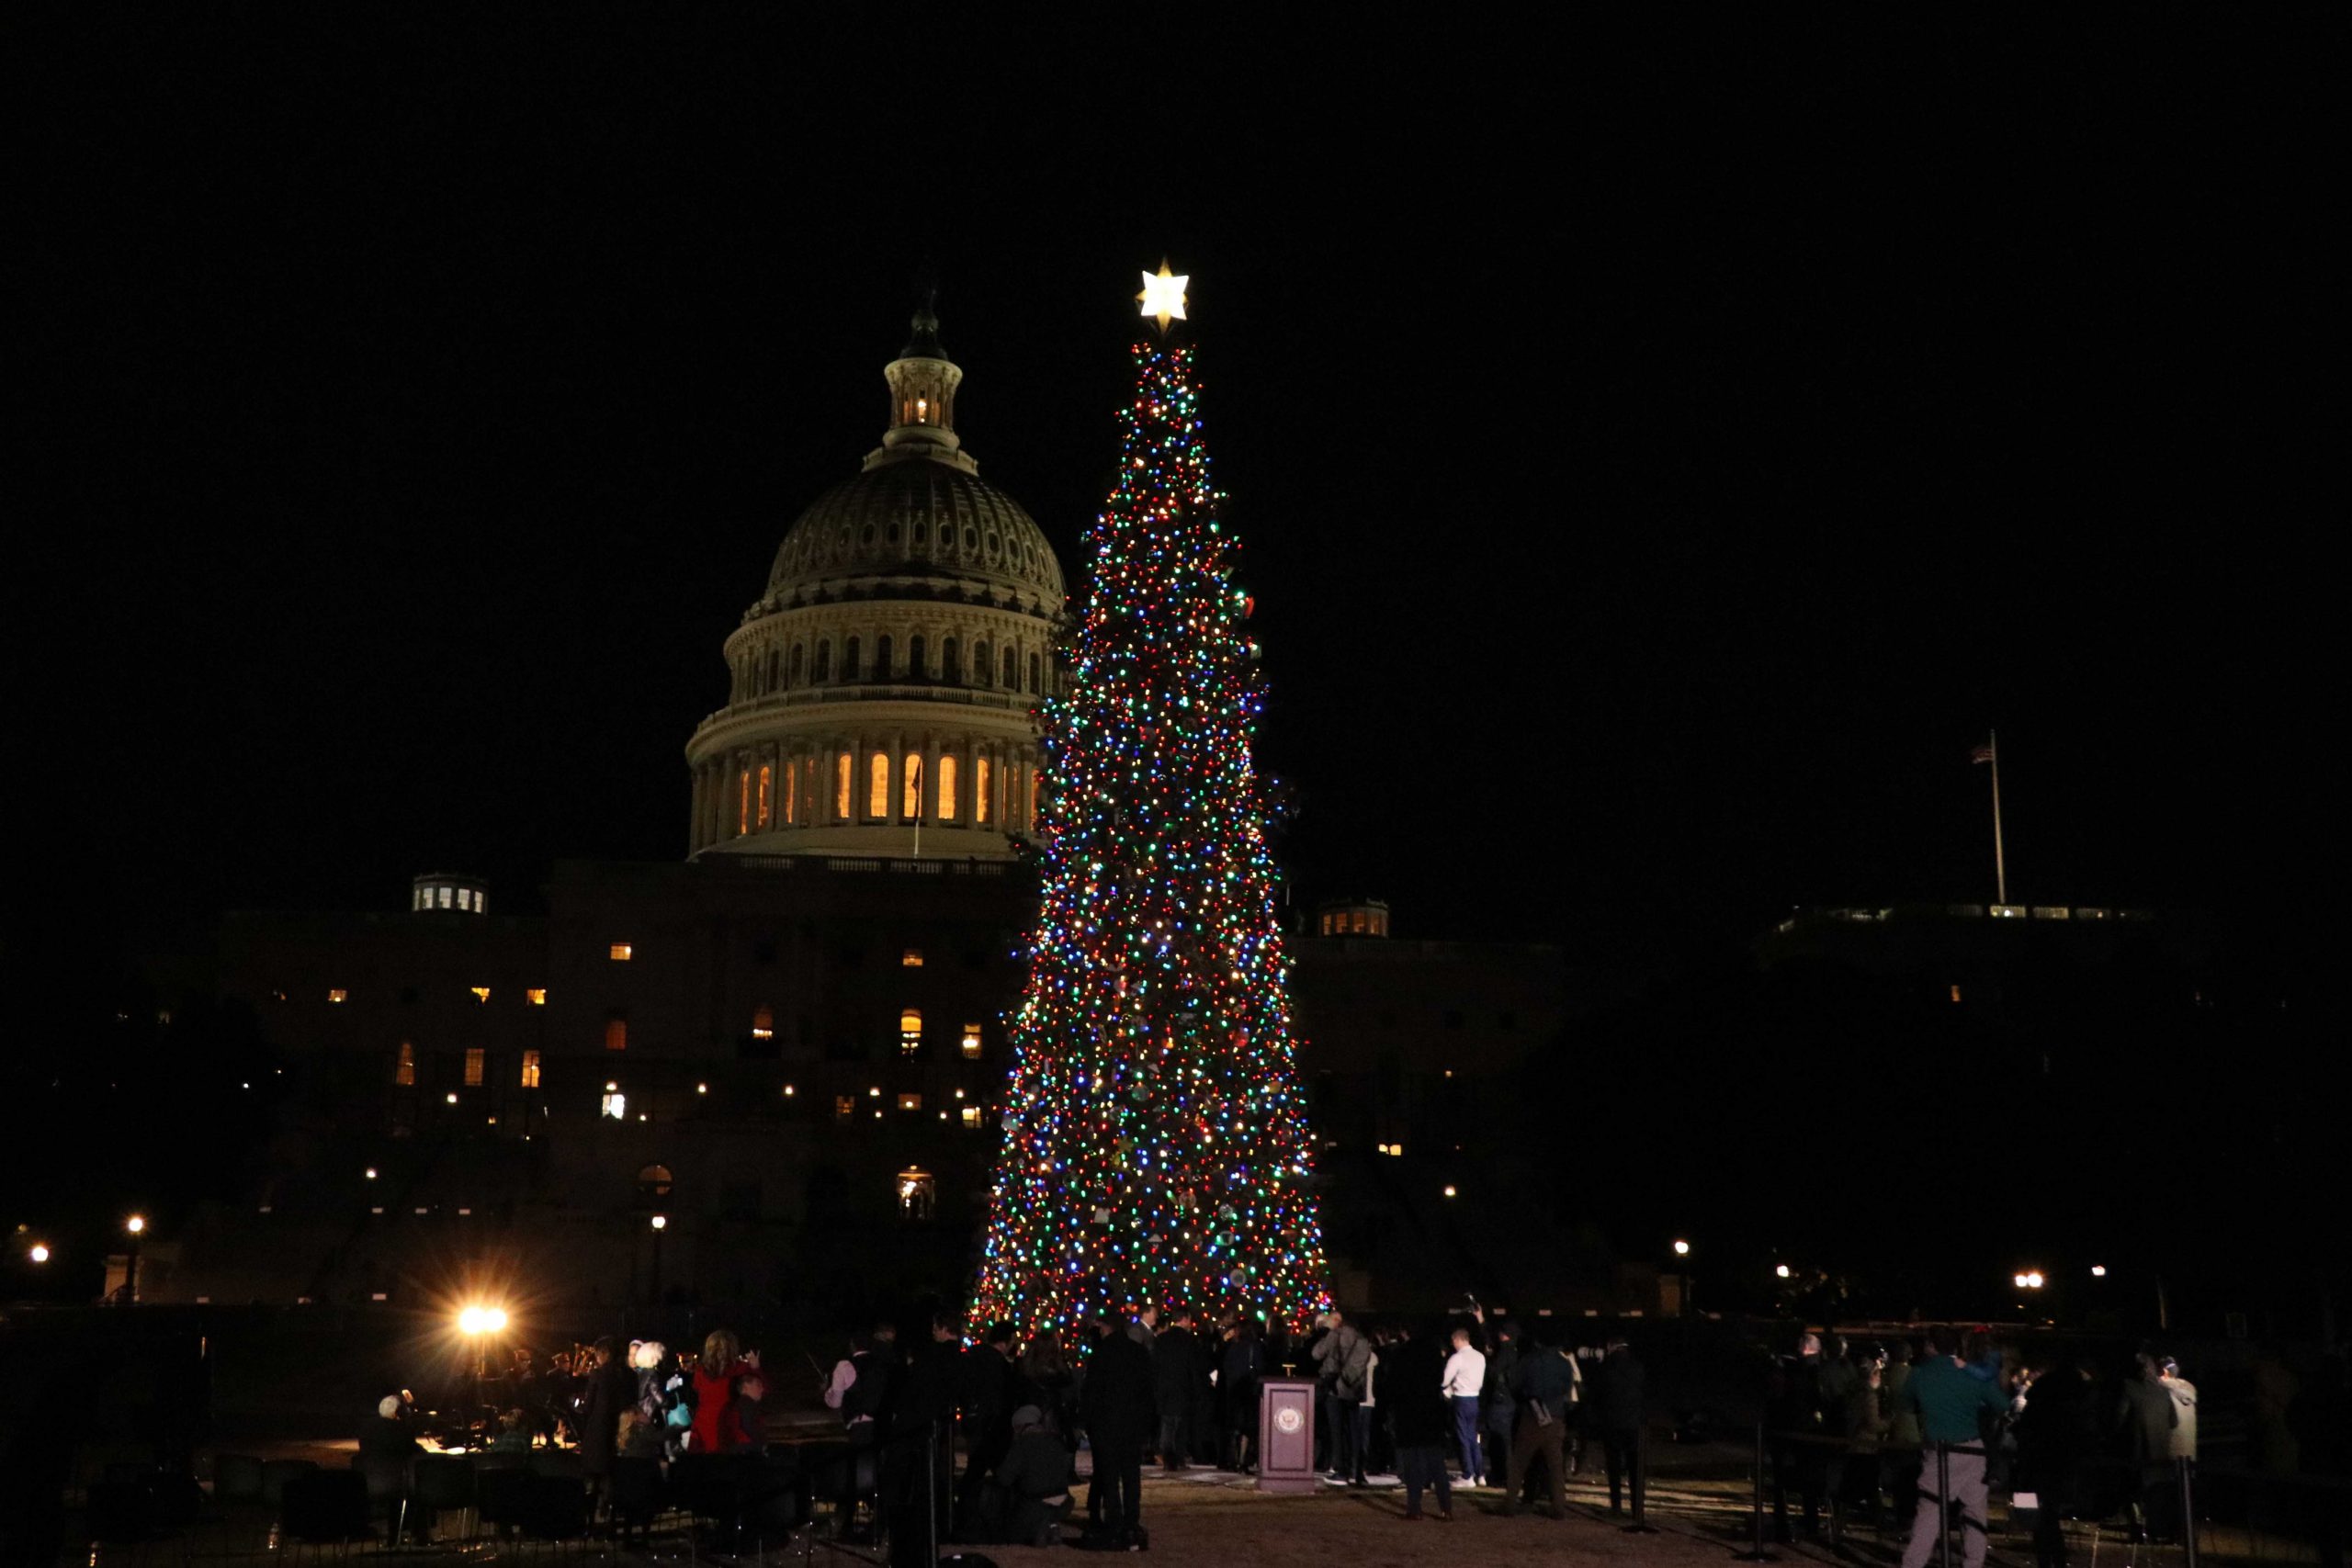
[1480,1315,1521,1490]
[357,1394,435,1544]
[576,1338,635,1484]
[1080,1314,1158,1544]
[1769,1334,1829,1541]
[2015,1361,2099,1568]
[954,1323,1021,1534]
[1385,1322,1456,1521]
[1153,1313,1203,1470]
[1218,1319,1266,1472]
[1589,1337,1648,1520]
[984,1404,1076,1546]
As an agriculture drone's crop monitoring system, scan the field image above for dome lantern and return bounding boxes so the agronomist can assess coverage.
[869,291,974,476]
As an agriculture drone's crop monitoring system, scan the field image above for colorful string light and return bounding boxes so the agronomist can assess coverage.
[969,330,1331,1337]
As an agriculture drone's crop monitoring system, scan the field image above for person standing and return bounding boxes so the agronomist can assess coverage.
[1080,1314,1157,1548]
[1442,1325,1487,1486]
[575,1337,635,1511]
[1387,1321,1456,1522]
[1896,1326,2010,1568]
[1479,1316,1521,1488]
[955,1323,1020,1534]
[1153,1312,1201,1471]
[1770,1332,1830,1541]
[689,1330,764,1454]
[1313,1310,1373,1485]
[2014,1360,2098,1568]
[1217,1318,1265,1472]
[1502,1336,1577,1518]
[1589,1337,1648,1520]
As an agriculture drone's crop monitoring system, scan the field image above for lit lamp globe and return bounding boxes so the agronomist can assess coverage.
[126,1215,147,1236]
[28,1244,49,1264]
[649,1214,668,1231]
[1775,1263,1792,1280]
[1672,1239,1691,1257]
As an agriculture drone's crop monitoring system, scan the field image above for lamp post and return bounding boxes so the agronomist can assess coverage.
[649,1214,667,1307]
[122,1214,147,1303]
[457,1303,508,1429]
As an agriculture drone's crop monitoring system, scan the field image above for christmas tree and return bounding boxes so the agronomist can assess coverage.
[970,268,1330,1335]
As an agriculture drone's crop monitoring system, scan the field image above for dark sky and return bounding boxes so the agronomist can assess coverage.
[25,14,2337,970]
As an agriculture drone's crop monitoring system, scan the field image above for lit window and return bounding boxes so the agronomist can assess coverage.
[902,753,922,819]
[520,1049,541,1089]
[897,1167,936,1220]
[784,761,798,826]
[869,1086,882,1098]
[898,1092,922,1112]
[526,988,546,1006]
[938,754,959,821]
[868,751,889,818]
[752,1005,774,1039]
[902,948,924,968]
[757,764,772,829]
[605,1016,628,1052]
[328,988,348,1004]
[457,888,472,911]
[738,770,751,835]
[470,986,491,1004]
[834,1095,855,1120]
[438,886,453,909]
[601,1085,627,1120]
[976,756,993,825]
[1950,984,1963,1003]
[961,1104,982,1129]
[609,943,633,962]
[899,1010,922,1054]
[463,1048,485,1087]
[394,1042,415,1087]
[835,751,853,820]
[961,1022,982,1059]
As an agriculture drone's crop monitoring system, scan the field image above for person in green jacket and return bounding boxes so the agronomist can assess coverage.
[1897,1327,2011,1568]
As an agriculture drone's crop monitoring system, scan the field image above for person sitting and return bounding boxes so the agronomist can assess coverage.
[488,1407,536,1455]
[984,1404,1076,1546]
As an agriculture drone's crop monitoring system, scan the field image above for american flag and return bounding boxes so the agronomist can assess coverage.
[1970,741,1996,764]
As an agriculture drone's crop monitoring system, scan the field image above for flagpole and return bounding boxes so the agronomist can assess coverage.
[1989,728,2007,907]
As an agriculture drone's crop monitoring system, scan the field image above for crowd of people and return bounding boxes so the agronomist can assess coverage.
[1761,1327,2215,1568]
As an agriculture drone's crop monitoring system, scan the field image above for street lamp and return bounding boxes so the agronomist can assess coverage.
[1672,1239,1690,1257]
[28,1244,49,1264]
[121,1214,148,1303]
[2090,1265,2107,1278]
[1775,1263,1792,1280]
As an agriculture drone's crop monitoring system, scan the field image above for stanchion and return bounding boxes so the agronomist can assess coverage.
[1734,1421,1780,1561]
[2177,1457,2198,1568]
[1623,1425,1659,1534]
[1936,1442,1953,1568]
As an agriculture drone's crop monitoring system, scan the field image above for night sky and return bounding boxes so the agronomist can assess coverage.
[27,14,2335,979]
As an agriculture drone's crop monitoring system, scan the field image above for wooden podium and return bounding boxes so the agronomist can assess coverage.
[1256,1379,1318,1493]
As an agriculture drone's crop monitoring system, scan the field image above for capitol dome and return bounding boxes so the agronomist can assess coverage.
[684,301,1066,864]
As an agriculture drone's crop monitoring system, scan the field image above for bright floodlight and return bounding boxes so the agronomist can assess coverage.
[458,1306,485,1334]
[484,1306,507,1332]
[2015,1273,2029,1289]
[28,1244,49,1263]
[126,1215,147,1235]
[458,1304,507,1335]
[1672,1239,1690,1257]
[2026,1271,2045,1289]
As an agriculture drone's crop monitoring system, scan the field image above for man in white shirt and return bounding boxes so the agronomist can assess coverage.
[1442,1325,1489,1483]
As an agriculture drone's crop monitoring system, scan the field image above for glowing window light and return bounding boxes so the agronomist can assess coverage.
[327,988,348,1004]
[519,1050,540,1089]
[898,1092,922,1111]
[867,751,889,819]
[752,1005,774,1039]
[526,987,547,1006]
[976,756,993,825]
[835,751,853,819]
[897,1167,936,1219]
[961,1105,982,1129]
[902,753,923,820]
[605,1017,628,1052]
[470,986,491,1004]
[463,1048,484,1087]
[601,1086,627,1120]
[902,949,924,968]
[609,943,633,962]
[756,764,772,829]
[961,1023,982,1059]
[938,754,959,821]
[784,760,798,825]
[899,1010,922,1055]
[833,1095,853,1121]
[394,1042,415,1087]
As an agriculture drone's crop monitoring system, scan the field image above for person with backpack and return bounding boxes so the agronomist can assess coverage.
[1501,1335,1577,1518]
